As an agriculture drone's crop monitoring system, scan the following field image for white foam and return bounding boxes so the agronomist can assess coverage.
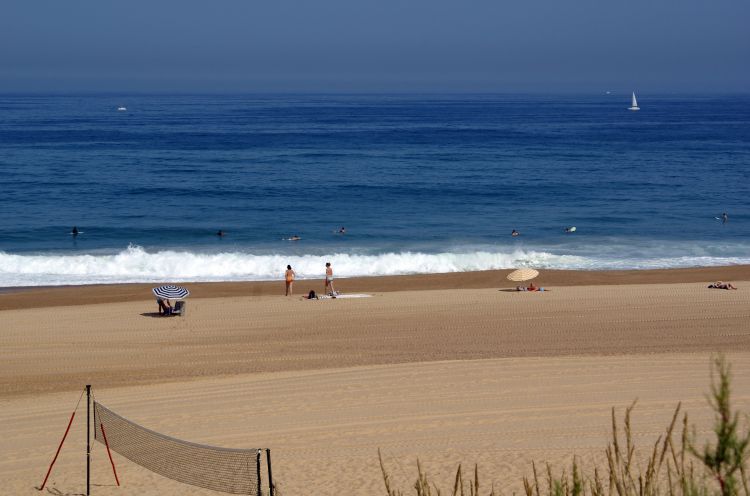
[0,244,748,287]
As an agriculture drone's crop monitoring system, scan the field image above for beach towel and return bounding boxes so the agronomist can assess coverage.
[315,293,372,299]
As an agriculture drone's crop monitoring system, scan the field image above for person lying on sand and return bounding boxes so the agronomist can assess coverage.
[708,281,737,290]
[516,282,548,292]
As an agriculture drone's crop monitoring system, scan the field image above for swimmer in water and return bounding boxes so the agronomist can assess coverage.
[511,229,520,237]
[722,212,728,224]
[288,235,301,241]
[338,226,346,234]
[216,230,226,237]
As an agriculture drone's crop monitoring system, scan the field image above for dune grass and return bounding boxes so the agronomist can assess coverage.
[379,356,750,496]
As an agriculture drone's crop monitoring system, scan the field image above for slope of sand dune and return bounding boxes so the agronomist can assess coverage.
[1,278,749,495]
[2,355,750,495]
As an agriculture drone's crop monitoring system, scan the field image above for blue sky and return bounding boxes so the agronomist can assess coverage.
[1,0,748,93]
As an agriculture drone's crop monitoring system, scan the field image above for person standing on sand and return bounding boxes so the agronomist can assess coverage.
[285,265,296,296]
[325,262,335,295]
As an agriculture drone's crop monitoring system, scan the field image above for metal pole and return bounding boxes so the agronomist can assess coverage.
[266,449,274,496]
[256,450,262,496]
[86,385,91,496]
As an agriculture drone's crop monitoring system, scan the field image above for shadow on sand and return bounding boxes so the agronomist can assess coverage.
[140,312,169,318]
[37,483,119,495]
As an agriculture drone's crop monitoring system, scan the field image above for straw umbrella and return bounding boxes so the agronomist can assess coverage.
[506,268,539,282]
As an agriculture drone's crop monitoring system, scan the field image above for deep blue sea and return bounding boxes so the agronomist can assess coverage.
[1,94,749,286]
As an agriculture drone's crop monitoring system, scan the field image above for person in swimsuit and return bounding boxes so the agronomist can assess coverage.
[517,282,547,292]
[325,262,335,295]
[285,265,296,296]
[709,281,737,290]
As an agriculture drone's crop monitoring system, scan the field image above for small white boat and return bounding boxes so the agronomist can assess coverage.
[117,106,127,111]
[628,92,640,111]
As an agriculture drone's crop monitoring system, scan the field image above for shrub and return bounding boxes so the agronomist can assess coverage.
[380,356,750,496]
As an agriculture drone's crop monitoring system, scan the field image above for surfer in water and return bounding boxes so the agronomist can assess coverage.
[71,226,79,236]
[722,212,728,224]
[511,229,520,237]
[565,226,576,233]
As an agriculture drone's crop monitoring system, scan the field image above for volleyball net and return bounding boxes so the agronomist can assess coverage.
[40,387,273,495]
[92,400,269,495]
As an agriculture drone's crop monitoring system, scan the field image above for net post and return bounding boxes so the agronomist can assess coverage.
[266,449,274,496]
[86,384,91,496]
[256,449,262,496]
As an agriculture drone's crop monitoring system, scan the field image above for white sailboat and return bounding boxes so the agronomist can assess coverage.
[628,92,640,111]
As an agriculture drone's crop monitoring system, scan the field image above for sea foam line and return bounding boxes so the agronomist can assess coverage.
[0,245,747,287]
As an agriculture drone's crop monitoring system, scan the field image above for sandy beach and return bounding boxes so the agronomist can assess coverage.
[2,268,750,494]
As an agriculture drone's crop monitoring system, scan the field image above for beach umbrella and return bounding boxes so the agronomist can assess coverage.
[506,268,539,282]
[152,285,190,300]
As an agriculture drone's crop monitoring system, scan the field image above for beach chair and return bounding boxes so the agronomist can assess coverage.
[171,300,187,317]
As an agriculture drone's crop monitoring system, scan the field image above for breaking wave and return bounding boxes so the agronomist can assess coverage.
[0,244,748,287]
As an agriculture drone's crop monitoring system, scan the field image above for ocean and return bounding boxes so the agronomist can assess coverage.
[1,93,748,287]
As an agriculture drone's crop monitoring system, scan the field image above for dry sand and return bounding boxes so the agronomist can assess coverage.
[1,271,750,494]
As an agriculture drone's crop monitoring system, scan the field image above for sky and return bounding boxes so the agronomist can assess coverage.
[1,0,748,93]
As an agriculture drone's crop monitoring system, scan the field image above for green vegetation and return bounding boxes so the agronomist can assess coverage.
[380,356,750,496]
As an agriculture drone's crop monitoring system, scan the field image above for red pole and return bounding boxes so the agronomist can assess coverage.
[39,411,76,491]
[99,422,120,486]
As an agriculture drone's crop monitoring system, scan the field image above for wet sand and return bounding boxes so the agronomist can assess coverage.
[1,264,748,310]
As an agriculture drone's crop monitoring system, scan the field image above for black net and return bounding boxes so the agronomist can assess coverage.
[93,401,260,495]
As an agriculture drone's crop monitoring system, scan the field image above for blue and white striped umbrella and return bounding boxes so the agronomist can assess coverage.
[152,285,190,300]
